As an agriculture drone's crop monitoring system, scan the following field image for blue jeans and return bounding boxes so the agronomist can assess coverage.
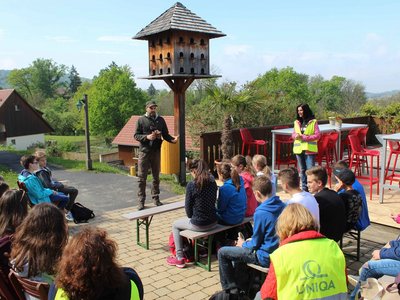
[350,259,400,299]
[296,152,316,191]
[218,246,261,291]
[49,192,69,209]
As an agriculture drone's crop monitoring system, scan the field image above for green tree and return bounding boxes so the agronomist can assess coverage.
[42,97,79,135]
[7,68,33,99]
[244,67,310,125]
[86,63,147,138]
[68,65,82,94]
[7,58,67,107]
[147,83,157,97]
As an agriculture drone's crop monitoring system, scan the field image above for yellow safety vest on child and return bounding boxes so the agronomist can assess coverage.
[293,119,318,154]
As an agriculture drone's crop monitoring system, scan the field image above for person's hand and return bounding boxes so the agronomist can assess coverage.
[372,250,381,260]
[236,236,244,247]
[333,182,343,192]
[53,191,57,195]
[171,136,179,144]
[294,133,301,140]
[146,132,156,141]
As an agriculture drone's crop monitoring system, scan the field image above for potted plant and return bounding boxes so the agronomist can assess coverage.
[329,116,336,126]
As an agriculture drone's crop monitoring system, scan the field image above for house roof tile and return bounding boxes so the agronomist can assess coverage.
[112,115,196,150]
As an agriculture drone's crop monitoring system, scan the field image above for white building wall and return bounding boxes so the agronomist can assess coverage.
[6,134,45,150]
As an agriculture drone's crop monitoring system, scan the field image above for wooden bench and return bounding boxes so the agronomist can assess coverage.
[180,217,253,271]
[247,263,269,289]
[123,200,185,249]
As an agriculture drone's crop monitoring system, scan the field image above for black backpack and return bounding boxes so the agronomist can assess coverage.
[71,202,95,224]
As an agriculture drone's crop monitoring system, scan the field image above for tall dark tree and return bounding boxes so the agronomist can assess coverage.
[68,65,82,94]
[147,83,157,97]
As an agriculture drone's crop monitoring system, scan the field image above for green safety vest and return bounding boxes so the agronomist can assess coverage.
[54,280,140,300]
[293,119,318,154]
[271,237,347,300]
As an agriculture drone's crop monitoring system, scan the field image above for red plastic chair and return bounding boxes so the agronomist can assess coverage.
[240,128,267,156]
[348,135,380,200]
[385,140,400,185]
[316,134,333,186]
[273,126,297,170]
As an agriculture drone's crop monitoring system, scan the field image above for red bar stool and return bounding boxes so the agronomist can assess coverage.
[348,135,380,200]
[357,127,369,149]
[273,126,297,170]
[240,128,267,156]
[316,134,333,186]
[341,128,360,160]
[327,131,339,163]
[385,140,400,185]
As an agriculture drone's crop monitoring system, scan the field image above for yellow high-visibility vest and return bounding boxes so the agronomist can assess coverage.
[271,237,347,299]
[54,280,140,300]
[293,119,318,154]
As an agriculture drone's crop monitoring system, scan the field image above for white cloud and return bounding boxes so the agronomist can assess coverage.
[82,50,121,55]
[223,44,251,57]
[0,29,4,39]
[45,36,77,43]
[97,35,133,42]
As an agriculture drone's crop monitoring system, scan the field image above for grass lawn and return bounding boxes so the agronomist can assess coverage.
[45,135,117,155]
[0,165,18,188]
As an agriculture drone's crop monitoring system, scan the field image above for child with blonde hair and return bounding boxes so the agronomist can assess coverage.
[252,155,276,196]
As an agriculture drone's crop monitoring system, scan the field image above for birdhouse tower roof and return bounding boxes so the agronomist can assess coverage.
[133,2,225,40]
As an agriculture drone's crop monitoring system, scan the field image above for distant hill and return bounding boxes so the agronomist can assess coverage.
[0,69,91,89]
[366,90,400,99]
[0,70,11,88]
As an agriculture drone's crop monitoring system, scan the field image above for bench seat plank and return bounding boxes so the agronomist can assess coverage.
[179,217,253,271]
[123,200,185,249]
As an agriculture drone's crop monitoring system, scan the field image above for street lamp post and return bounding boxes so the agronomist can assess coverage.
[76,94,93,170]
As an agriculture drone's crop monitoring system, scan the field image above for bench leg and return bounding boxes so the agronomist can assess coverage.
[194,234,214,272]
[136,216,153,250]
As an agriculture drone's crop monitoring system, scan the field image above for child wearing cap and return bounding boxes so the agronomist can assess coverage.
[333,168,362,232]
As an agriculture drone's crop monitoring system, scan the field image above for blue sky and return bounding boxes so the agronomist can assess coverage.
[1,0,399,92]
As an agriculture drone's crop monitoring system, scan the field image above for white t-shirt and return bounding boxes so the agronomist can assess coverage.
[287,191,320,224]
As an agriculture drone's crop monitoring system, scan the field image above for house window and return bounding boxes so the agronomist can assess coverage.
[11,139,16,145]
[15,104,20,111]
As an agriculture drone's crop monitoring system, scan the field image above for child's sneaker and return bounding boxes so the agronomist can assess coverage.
[166,256,185,268]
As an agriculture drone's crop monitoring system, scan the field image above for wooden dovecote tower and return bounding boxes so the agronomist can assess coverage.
[134,2,225,184]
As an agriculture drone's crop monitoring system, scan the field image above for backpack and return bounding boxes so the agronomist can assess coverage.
[71,202,95,224]
[168,232,194,263]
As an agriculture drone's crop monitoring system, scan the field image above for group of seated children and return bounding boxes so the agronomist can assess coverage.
[167,154,276,269]
[18,151,78,222]
[0,179,143,300]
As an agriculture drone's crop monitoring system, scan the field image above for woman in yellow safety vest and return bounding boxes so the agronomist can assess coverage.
[292,104,321,191]
[49,227,143,300]
[260,203,348,300]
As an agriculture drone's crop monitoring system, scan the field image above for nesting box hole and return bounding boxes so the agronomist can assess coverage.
[150,40,155,48]
[167,68,171,74]
[201,68,205,75]
[179,37,184,44]
[159,38,163,46]
[179,52,184,58]
[151,55,156,62]
[200,53,205,60]
[190,38,195,44]
[190,53,195,60]
[200,39,205,46]
[152,69,156,76]
[159,54,163,61]
[166,37,171,44]
[159,69,163,75]
[190,68,195,74]
[167,52,171,60]
[180,67,184,73]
